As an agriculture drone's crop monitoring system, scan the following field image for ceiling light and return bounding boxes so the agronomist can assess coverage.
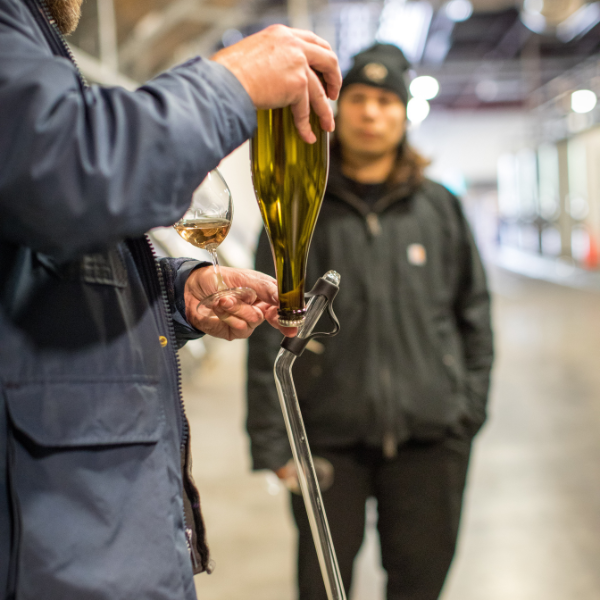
[557,2,600,43]
[571,90,597,114]
[407,98,430,124]
[409,76,440,100]
[523,0,544,15]
[445,0,473,22]
[376,1,434,64]
[520,11,546,33]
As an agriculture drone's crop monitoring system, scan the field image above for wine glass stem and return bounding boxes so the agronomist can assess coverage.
[209,249,228,292]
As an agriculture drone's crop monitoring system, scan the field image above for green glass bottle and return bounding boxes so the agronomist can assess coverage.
[250,106,329,327]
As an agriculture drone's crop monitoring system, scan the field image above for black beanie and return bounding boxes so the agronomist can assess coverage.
[340,43,411,105]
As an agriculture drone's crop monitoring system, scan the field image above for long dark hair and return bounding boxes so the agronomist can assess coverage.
[388,138,431,189]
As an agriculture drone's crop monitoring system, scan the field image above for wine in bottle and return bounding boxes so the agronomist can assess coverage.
[250,106,329,327]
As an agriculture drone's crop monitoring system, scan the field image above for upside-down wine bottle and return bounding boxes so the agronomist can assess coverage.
[250,103,329,326]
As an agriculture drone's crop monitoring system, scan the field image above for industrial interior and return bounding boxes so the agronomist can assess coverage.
[58,1,600,598]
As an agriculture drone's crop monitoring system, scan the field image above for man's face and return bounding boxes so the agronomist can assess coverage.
[336,84,407,159]
[45,0,84,35]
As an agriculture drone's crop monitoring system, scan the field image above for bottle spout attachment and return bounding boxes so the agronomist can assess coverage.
[281,271,341,357]
[273,271,345,600]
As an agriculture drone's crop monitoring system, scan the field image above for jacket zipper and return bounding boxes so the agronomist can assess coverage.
[332,181,401,456]
[131,237,202,570]
[128,238,188,448]
[26,0,88,88]
[141,236,188,453]
[6,430,22,599]
[365,212,382,237]
[142,237,199,568]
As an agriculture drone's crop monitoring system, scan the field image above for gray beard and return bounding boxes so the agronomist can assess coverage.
[45,0,83,35]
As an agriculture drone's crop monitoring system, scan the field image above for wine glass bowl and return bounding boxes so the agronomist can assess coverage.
[174,169,256,308]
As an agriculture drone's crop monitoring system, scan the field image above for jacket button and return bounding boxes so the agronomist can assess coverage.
[159,336,168,347]
[443,354,454,366]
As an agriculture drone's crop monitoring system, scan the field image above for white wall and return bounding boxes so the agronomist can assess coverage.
[149,141,264,269]
[217,141,265,269]
[409,108,536,188]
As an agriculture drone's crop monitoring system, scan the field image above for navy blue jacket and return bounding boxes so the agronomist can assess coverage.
[0,0,257,598]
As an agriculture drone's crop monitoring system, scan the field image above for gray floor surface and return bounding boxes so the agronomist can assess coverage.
[184,266,600,600]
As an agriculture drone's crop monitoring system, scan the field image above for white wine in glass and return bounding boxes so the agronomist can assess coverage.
[174,169,256,308]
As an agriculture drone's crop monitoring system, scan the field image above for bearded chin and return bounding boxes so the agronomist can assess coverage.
[45,0,83,35]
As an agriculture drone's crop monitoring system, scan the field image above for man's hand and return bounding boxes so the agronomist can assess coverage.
[211,25,342,144]
[275,463,295,480]
[275,462,300,494]
[184,265,297,341]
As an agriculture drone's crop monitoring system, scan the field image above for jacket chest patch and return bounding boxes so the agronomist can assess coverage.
[407,243,427,266]
[59,248,128,287]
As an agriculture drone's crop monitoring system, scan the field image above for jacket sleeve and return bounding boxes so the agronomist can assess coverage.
[246,231,293,471]
[159,257,210,349]
[0,0,256,261]
[451,197,494,432]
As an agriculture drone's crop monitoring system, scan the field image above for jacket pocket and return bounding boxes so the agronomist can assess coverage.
[5,379,163,447]
[3,381,187,600]
[445,393,482,440]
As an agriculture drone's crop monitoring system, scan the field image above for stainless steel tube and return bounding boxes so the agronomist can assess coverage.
[273,270,346,600]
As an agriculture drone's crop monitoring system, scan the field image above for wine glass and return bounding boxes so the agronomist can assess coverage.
[174,169,256,309]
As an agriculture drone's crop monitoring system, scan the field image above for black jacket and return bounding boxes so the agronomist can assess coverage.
[246,155,494,471]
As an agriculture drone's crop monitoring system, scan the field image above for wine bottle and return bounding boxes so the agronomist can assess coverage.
[250,106,329,326]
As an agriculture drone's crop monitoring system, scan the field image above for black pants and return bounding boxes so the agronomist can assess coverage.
[290,438,472,600]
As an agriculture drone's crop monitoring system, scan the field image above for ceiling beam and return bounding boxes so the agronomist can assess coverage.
[421,55,585,75]
[174,0,264,59]
[70,46,139,89]
[97,0,118,70]
[119,0,230,66]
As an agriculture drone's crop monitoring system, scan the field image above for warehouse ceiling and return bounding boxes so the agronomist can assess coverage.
[68,0,600,109]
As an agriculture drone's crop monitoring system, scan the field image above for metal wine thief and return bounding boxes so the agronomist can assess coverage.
[274,271,346,600]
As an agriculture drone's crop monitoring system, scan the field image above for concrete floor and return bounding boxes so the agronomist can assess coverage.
[183,266,600,600]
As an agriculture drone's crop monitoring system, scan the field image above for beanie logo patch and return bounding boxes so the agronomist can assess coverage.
[362,62,388,83]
